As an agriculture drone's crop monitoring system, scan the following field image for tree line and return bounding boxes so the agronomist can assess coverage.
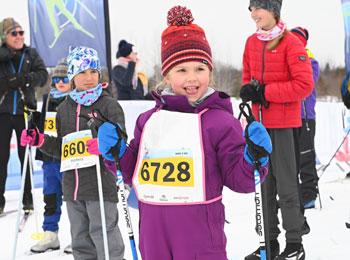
[36,62,346,101]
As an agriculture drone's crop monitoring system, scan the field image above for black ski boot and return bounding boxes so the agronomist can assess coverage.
[244,239,280,260]
[0,194,5,213]
[274,243,305,260]
[23,193,34,211]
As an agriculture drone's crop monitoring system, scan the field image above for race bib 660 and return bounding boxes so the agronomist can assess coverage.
[60,130,97,172]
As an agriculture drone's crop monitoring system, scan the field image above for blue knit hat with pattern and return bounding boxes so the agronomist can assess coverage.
[67,46,101,81]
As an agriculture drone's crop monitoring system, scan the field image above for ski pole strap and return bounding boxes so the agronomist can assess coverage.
[90,108,128,140]
[87,109,127,165]
[107,129,122,163]
[239,102,266,169]
[238,102,256,124]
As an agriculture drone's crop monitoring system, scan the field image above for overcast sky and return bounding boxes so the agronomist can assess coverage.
[0,0,345,76]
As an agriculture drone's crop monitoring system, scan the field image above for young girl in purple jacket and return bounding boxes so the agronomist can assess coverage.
[98,6,271,260]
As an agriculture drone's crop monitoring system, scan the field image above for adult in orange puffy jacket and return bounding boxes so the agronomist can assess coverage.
[240,1,313,260]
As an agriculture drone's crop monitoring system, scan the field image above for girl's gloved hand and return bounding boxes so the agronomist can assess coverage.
[243,121,272,167]
[86,138,101,155]
[98,122,126,161]
[20,128,44,147]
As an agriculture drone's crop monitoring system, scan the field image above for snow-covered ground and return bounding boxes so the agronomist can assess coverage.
[1,163,350,260]
[2,100,350,259]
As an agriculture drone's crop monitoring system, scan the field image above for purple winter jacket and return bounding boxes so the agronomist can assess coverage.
[119,90,268,258]
[301,58,320,119]
[120,90,267,197]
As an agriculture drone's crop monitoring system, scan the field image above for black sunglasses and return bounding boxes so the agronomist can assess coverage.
[10,30,24,37]
[52,77,69,84]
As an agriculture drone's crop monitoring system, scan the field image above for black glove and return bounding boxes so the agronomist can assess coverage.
[240,80,266,105]
[16,85,37,111]
[28,111,41,129]
[7,74,26,90]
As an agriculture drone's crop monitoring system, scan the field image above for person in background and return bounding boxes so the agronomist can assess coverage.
[291,27,320,209]
[239,1,314,259]
[97,6,271,259]
[112,39,148,100]
[0,17,48,214]
[30,58,72,253]
[21,46,125,260]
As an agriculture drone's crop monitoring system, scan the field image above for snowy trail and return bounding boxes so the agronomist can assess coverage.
[1,165,350,259]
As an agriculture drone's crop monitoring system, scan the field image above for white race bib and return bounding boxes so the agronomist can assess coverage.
[44,112,57,137]
[133,110,207,204]
[60,130,98,172]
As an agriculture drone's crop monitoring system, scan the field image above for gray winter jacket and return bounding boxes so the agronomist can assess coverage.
[39,87,126,202]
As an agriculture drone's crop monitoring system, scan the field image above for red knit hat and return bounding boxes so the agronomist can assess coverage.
[291,27,309,47]
[161,6,213,76]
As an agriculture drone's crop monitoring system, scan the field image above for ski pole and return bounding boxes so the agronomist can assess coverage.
[116,167,138,260]
[89,110,139,260]
[88,119,110,260]
[23,108,41,236]
[12,107,33,260]
[302,99,322,208]
[107,119,138,260]
[318,127,350,179]
[11,142,30,259]
[239,102,269,260]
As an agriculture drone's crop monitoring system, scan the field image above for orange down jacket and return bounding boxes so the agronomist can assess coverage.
[242,31,314,128]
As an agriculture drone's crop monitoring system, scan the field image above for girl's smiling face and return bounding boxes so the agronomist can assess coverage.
[250,6,277,30]
[166,61,210,103]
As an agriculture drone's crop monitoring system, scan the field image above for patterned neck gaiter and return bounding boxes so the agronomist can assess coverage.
[256,19,286,41]
[69,83,103,106]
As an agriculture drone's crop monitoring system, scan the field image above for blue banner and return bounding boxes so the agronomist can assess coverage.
[342,0,350,72]
[28,0,109,67]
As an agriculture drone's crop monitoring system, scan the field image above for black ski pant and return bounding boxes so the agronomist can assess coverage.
[0,113,32,209]
[264,128,309,243]
[298,119,318,205]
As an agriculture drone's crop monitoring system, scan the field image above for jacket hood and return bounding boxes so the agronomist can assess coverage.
[151,90,234,115]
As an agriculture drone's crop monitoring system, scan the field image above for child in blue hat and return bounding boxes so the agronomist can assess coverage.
[21,46,126,259]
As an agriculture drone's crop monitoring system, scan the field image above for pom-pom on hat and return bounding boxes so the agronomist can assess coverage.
[116,40,134,58]
[249,0,283,17]
[291,27,309,47]
[161,6,213,76]
[67,46,101,81]
[51,57,68,87]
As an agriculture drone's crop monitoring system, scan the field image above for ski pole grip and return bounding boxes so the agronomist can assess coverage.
[87,118,98,138]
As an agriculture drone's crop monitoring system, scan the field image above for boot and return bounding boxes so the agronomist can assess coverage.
[23,193,34,211]
[63,244,72,254]
[274,243,305,260]
[0,194,5,213]
[244,239,280,260]
[30,230,60,253]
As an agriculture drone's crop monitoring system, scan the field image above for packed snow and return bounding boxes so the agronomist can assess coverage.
[1,100,350,260]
